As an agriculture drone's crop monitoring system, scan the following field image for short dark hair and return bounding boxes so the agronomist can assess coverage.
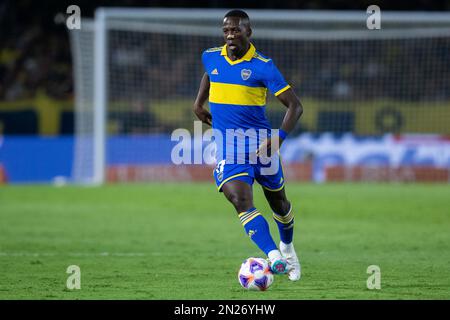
[224,9,250,20]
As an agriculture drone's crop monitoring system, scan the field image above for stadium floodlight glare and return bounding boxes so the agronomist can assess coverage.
[69,8,450,185]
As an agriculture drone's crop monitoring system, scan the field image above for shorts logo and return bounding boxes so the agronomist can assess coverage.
[241,69,252,80]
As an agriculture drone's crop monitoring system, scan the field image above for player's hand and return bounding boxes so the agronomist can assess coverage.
[256,136,284,158]
[194,107,212,126]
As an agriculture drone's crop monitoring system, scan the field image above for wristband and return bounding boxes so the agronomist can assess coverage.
[278,129,288,140]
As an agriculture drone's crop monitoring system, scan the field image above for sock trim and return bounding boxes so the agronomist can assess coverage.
[238,208,257,218]
[242,213,261,226]
[239,209,261,226]
[273,205,293,224]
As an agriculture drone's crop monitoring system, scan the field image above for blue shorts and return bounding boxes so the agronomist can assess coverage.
[213,157,285,192]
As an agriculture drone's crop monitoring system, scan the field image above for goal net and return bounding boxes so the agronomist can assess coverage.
[69,9,450,184]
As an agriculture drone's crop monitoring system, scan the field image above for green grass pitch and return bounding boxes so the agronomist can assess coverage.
[0,183,449,299]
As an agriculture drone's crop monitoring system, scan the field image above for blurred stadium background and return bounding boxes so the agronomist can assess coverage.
[0,0,450,185]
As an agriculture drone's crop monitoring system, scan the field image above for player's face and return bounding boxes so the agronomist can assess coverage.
[222,17,250,54]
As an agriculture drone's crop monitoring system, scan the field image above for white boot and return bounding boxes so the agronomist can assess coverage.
[280,242,301,281]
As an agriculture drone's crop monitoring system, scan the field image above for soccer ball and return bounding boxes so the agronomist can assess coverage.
[238,257,274,291]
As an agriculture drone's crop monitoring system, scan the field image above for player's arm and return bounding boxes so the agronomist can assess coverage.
[193,72,212,126]
[257,88,303,157]
[277,88,303,135]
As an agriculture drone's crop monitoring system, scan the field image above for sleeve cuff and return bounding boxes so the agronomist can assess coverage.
[274,85,291,96]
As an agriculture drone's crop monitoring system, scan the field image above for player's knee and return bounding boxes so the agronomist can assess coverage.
[273,199,291,216]
[227,192,252,213]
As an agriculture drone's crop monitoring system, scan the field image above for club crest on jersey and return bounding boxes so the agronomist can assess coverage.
[241,69,252,80]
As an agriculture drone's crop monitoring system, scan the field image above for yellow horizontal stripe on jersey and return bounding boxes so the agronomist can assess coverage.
[209,82,267,106]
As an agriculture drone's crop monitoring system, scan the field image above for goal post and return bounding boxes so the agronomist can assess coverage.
[93,8,107,185]
[70,8,450,184]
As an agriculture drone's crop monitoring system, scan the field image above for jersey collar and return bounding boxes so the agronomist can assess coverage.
[221,43,256,65]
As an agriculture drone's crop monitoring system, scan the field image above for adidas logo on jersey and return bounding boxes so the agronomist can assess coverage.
[211,68,219,75]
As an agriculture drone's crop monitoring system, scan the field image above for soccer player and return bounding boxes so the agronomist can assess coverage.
[193,10,303,280]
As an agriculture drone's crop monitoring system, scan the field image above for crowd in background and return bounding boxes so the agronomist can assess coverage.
[2,0,450,103]
[108,32,450,103]
[0,0,450,101]
[0,2,74,100]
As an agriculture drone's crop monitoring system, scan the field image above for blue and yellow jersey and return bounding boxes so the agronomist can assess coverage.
[202,43,290,162]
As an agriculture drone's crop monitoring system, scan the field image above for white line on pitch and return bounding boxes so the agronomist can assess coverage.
[0,252,151,257]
